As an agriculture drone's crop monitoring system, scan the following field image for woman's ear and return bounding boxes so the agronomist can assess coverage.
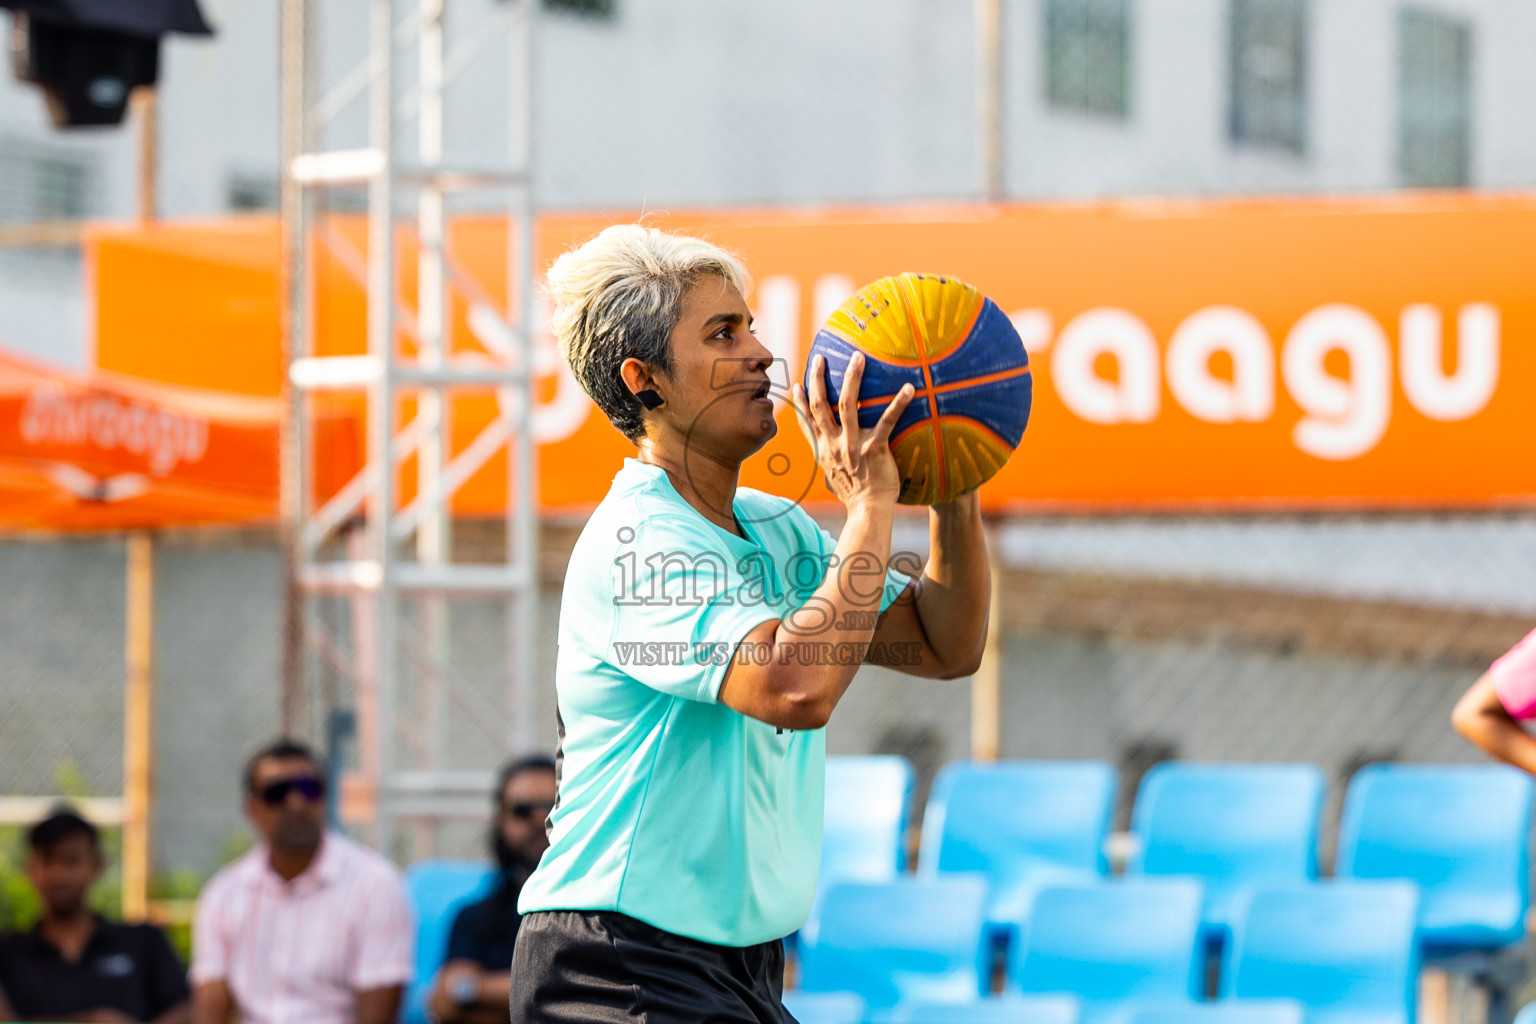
[620,356,661,407]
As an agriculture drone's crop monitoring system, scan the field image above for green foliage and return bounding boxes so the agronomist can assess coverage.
[54,760,92,799]
[0,824,39,931]
[150,867,205,963]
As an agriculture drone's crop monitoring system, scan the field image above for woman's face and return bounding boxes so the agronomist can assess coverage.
[653,274,778,462]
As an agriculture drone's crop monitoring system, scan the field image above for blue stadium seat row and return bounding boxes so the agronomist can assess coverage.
[795,875,1421,1024]
[820,757,1532,956]
[398,758,1531,1024]
[783,995,1308,1024]
[788,757,1530,1024]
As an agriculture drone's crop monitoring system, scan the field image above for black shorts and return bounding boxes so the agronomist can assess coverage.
[508,910,796,1024]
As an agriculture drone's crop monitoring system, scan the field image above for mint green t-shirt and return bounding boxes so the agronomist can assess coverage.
[517,458,911,946]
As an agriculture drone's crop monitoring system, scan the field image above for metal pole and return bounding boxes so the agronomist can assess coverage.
[279,0,313,738]
[508,0,538,755]
[134,88,156,221]
[975,0,1004,201]
[122,533,155,920]
[123,82,158,923]
[369,0,400,853]
[415,0,449,858]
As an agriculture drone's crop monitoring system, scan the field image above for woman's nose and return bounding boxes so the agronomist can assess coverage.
[748,340,776,372]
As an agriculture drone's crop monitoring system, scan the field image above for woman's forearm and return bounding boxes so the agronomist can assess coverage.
[770,499,897,702]
[719,499,897,730]
[913,492,991,676]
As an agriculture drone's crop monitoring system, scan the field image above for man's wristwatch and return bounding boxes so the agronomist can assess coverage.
[450,972,480,1009]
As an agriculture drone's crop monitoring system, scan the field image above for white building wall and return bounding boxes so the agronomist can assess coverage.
[530,0,977,206]
[157,0,282,216]
[1002,0,1536,199]
[4,0,1536,368]
[7,0,1536,217]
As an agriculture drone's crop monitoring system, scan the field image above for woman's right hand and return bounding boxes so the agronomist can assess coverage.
[794,352,916,511]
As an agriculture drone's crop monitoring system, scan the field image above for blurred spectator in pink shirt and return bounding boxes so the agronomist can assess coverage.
[1453,627,1536,771]
[190,738,413,1024]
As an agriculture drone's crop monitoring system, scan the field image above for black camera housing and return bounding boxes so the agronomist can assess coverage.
[12,15,159,127]
[3,1,212,128]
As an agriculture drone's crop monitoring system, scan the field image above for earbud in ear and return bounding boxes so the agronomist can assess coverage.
[636,389,664,410]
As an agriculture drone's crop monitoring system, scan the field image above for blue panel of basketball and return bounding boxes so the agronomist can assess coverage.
[805,330,928,436]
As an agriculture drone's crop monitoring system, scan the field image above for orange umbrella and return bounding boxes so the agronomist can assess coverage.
[0,346,350,532]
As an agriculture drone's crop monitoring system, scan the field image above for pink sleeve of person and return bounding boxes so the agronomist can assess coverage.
[346,867,416,991]
[1491,627,1536,721]
[188,873,231,985]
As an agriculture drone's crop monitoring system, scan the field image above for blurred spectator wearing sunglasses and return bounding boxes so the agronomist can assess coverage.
[0,808,190,1023]
[188,738,414,1024]
[429,757,557,1024]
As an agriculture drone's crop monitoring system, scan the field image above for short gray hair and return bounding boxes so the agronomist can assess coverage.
[546,224,747,441]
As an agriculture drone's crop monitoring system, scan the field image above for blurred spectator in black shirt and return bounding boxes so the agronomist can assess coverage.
[0,808,190,1023]
[428,757,557,1024]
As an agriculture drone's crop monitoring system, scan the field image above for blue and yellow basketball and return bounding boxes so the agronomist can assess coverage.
[804,273,1032,506]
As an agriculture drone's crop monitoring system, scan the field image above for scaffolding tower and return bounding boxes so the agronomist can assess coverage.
[279,0,539,852]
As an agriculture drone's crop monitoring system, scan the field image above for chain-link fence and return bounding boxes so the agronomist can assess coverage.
[6,509,1533,871]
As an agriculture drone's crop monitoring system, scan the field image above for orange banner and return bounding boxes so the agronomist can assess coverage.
[88,196,1536,515]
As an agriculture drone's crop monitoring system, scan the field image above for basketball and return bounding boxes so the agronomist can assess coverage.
[804,272,1032,505]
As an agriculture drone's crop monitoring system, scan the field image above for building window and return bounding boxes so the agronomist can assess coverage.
[0,143,90,223]
[1045,0,1131,119]
[1230,0,1307,152]
[227,173,279,211]
[1398,7,1471,188]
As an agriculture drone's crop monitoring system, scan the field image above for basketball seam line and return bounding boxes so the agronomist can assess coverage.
[897,275,946,503]
[892,414,1016,453]
[855,364,1033,409]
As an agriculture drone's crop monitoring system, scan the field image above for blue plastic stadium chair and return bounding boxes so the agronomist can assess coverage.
[891,994,1081,1024]
[1335,763,1534,951]
[920,760,1117,926]
[1129,763,1325,939]
[798,876,991,1011]
[800,756,916,951]
[1118,994,1308,1024]
[824,755,916,883]
[401,860,497,1024]
[783,990,869,1024]
[1009,880,1205,1024]
[1115,1000,1305,1024]
[1225,881,1421,1024]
